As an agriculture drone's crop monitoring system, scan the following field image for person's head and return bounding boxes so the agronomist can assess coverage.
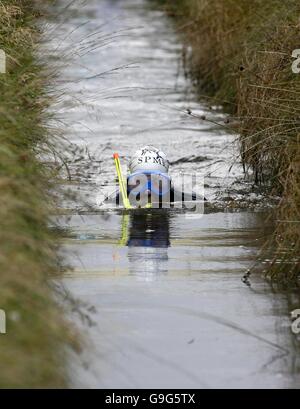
[129,146,169,175]
[128,146,171,198]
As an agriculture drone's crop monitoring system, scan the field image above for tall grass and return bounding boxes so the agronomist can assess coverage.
[0,0,72,387]
[160,0,300,285]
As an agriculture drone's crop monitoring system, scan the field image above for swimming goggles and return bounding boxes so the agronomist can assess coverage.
[127,171,171,197]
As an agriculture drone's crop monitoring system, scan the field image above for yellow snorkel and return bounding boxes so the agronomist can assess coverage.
[113,153,132,209]
[113,152,153,209]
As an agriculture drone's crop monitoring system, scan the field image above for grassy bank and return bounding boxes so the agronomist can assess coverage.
[0,0,70,387]
[160,0,300,285]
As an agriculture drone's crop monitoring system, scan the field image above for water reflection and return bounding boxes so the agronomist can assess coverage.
[127,209,170,247]
[51,0,300,388]
[126,209,171,279]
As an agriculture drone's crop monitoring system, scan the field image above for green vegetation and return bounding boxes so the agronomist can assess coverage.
[161,0,300,285]
[0,0,71,387]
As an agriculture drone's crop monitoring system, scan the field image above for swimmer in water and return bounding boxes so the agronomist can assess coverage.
[105,145,206,208]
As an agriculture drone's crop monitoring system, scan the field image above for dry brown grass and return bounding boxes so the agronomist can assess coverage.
[0,0,74,387]
[161,0,300,285]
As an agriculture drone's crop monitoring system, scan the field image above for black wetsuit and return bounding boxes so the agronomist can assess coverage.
[105,184,206,207]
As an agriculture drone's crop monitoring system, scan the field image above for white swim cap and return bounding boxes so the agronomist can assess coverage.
[129,146,169,174]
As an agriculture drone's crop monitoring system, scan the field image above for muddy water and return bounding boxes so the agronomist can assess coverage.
[49,0,300,388]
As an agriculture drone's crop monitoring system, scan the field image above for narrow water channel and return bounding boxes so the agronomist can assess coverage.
[48,0,300,388]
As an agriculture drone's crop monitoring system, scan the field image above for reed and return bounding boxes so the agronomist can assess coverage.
[160,0,300,285]
[0,0,74,387]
